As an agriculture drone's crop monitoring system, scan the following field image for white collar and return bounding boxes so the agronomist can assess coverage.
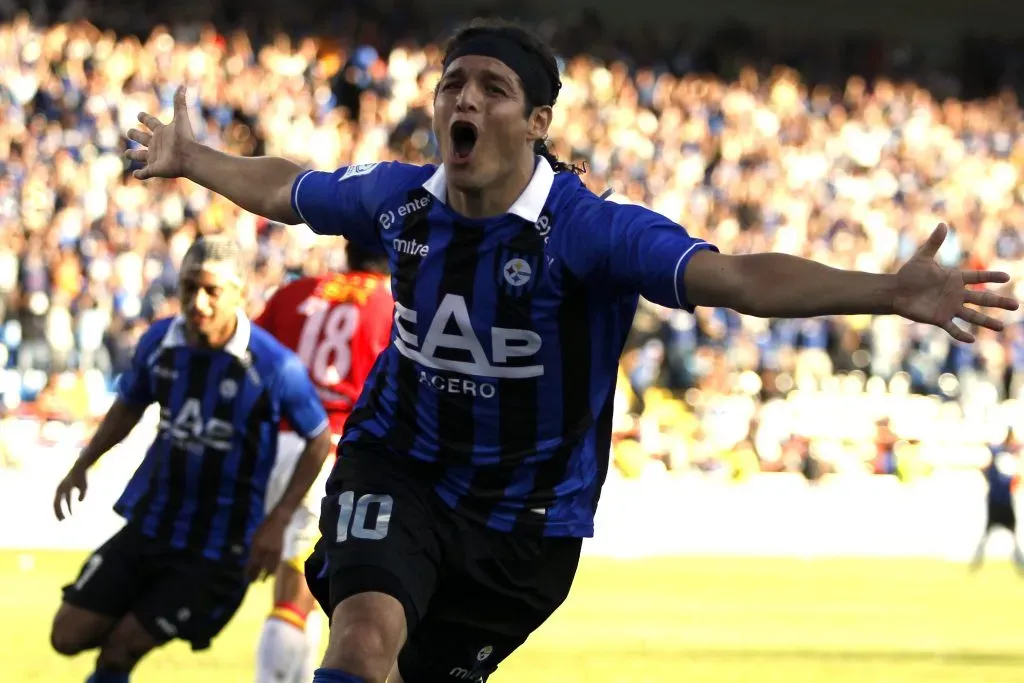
[160,310,251,359]
[421,155,554,223]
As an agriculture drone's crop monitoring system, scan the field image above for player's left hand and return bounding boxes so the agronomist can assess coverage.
[894,223,1019,343]
[245,511,288,582]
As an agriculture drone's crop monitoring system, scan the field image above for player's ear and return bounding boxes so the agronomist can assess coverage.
[527,105,552,143]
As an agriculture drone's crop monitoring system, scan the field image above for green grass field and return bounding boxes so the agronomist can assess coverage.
[4,550,1024,682]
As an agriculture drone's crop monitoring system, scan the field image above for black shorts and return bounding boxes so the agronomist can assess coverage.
[306,440,582,682]
[62,523,248,651]
[987,501,1017,531]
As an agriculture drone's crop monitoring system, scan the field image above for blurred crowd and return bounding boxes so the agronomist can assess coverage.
[0,8,1023,481]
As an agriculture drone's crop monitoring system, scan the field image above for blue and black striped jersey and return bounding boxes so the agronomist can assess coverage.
[292,157,716,537]
[114,313,328,563]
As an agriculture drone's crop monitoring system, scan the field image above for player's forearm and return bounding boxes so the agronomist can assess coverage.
[266,429,332,521]
[77,399,147,469]
[180,140,304,224]
[700,253,898,318]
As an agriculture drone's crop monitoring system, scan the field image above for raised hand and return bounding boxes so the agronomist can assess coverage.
[124,85,196,180]
[893,223,1019,343]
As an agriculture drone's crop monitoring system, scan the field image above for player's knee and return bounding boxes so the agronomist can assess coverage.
[328,620,391,676]
[50,621,88,656]
[51,605,104,656]
[322,593,406,681]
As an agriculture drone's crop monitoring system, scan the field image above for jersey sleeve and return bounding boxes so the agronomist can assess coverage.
[116,323,165,406]
[557,192,718,311]
[276,354,329,441]
[289,162,397,252]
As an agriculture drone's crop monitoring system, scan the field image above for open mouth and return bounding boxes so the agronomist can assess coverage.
[450,121,478,162]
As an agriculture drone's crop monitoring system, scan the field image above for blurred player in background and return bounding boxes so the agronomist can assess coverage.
[49,236,333,683]
[126,18,1018,683]
[970,427,1024,573]
[253,241,392,683]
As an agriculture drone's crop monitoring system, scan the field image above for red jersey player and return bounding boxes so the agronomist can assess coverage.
[254,242,391,683]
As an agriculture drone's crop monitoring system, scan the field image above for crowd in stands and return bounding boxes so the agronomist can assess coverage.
[1,6,1023,481]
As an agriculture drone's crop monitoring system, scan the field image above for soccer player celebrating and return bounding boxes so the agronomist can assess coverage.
[253,242,392,683]
[50,236,333,683]
[125,19,1019,683]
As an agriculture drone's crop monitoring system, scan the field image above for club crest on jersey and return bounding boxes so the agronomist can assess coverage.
[498,249,539,296]
[504,259,531,287]
[219,379,237,399]
[340,162,379,181]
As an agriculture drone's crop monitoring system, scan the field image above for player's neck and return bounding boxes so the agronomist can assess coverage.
[446,154,535,220]
[186,315,238,350]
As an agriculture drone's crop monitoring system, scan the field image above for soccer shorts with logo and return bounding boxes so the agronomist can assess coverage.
[61,523,247,650]
[305,440,583,681]
[265,430,335,571]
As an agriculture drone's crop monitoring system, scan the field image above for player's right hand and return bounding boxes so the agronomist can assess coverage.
[54,462,88,521]
[124,85,195,180]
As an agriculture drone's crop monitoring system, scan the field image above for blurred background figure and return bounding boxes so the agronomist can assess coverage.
[970,427,1024,572]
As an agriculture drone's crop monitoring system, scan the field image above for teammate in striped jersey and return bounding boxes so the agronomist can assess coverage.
[49,236,333,683]
[970,427,1024,572]
[126,19,1019,683]
[253,242,392,683]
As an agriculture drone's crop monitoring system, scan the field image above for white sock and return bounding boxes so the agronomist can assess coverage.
[971,533,988,567]
[1013,543,1024,568]
[255,615,308,683]
[295,609,324,683]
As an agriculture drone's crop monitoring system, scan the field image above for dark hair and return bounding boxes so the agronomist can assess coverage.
[181,234,246,282]
[346,241,389,274]
[441,18,585,176]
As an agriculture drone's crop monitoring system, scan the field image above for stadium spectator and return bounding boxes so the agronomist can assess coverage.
[1,10,1022,480]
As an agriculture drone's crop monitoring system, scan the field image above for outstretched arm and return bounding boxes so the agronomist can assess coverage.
[179,143,303,224]
[125,86,302,224]
[126,87,390,245]
[683,224,1017,343]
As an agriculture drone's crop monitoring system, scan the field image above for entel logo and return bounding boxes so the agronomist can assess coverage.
[379,195,432,231]
[535,215,551,237]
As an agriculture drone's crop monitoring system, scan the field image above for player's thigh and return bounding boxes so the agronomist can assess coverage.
[54,525,149,653]
[397,532,583,682]
[132,555,247,651]
[96,612,162,670]
[307,444,443,634]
